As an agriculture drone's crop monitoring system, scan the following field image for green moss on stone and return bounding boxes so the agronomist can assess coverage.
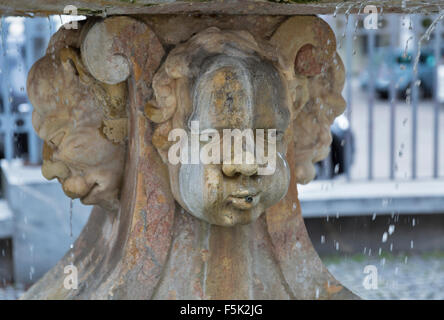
[267,0,321,4]
[77,8,104,15]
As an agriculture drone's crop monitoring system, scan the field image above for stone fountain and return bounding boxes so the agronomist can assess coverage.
[4,0,414,300]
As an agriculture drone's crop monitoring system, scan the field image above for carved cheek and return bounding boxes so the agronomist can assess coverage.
[178,163,224,221]
[178,163,205,219]
[58,130,116,166]
[277,152,291,199]
[203,165,223,209]
[261,152,290,207]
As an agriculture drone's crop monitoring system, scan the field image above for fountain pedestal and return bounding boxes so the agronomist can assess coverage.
[23,13,358,299]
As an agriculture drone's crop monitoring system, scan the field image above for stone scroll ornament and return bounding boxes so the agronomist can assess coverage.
[24,15,358,299]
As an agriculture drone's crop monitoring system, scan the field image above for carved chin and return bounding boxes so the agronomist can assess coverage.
[78,183,100,204]
[175,164,286,227]
[215,205,265,226]
[62,175,91,199]
[62,176,110,206]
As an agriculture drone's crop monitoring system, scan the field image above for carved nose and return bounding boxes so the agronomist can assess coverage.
[222,162,258,177]
[222,149,259,177]
[41,160,70,180]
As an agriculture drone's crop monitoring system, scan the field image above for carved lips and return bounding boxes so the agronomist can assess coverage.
[227,189,261,210]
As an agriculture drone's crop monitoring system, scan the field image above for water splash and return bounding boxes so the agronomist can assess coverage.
[403,35,414,58]
[47,16,52,39]
[333,2,347,18]
[413,12,444,74]
[338,3,357,50]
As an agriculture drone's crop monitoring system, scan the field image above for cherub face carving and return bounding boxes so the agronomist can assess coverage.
[175,55,291,226]
[149,19,345,226]
[28,48,127,210]
[149,29,293,226]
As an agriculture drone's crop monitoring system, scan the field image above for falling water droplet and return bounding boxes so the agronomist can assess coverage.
[388,224,395,235]
[69,199,73,239]
[69,199,74,264]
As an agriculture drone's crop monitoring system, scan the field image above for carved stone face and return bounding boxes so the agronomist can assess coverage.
[166,55,291,226]
[148,23,345,226]
[28,52,126,210]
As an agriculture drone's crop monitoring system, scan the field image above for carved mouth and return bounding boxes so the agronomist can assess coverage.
[80,183,99,202]
[227,189,261,210]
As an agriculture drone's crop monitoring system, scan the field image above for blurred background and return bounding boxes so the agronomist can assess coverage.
[0,13,443,299]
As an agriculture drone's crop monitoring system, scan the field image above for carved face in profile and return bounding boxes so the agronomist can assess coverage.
[28,49,127,210]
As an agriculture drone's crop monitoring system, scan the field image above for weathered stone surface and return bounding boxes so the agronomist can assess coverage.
[23,15,358,299]
[0,0,442,16]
